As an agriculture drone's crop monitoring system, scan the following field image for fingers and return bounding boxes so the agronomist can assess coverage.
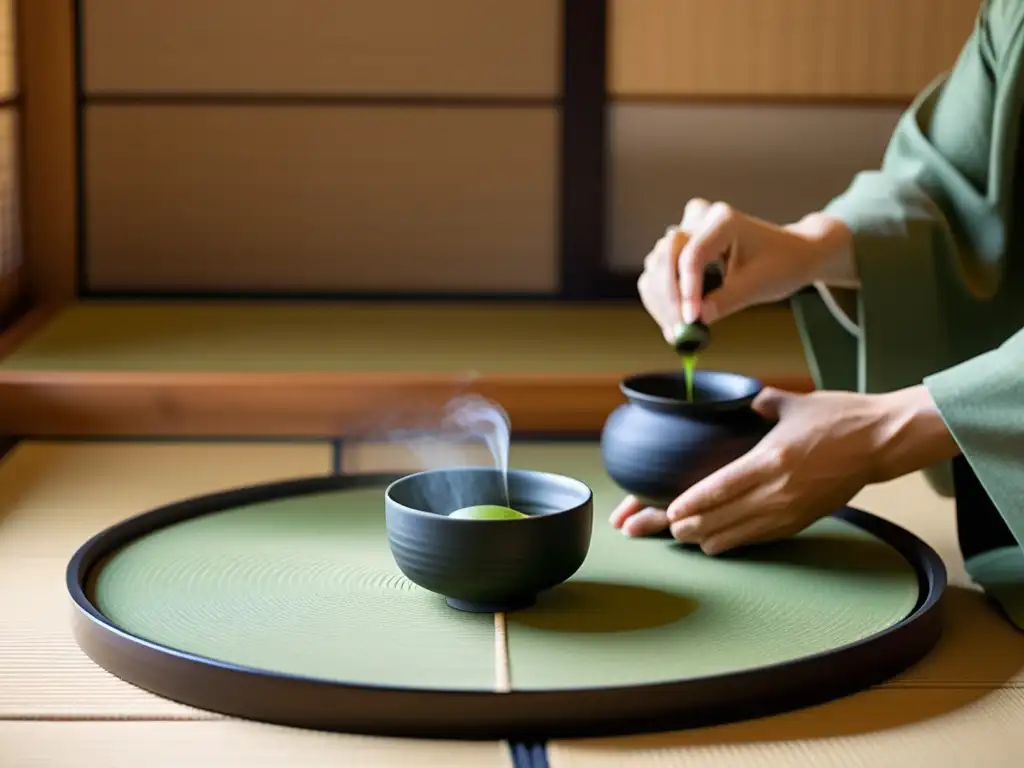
[668,479,769,550]
[609,496,671,537]
[678,201,737,323]
[638,232,680,340]
[639,197,756,333]
[698,258,772,323]
[636,271,668,342]
[700,513,789,556]
[622,507,671,537]
[669,498,745,544]
[663,226,685,322]
[609,495,644,528]
[669,484,798,555]
[750,386,791,420]
[680,198,710,233]
[698,213,814,322]
[638,200,708,331]
[664,442,785,553]
[665,446,775,523]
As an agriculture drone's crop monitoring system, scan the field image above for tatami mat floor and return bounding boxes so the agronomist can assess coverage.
[0,441,511,767]
[1,439,1022,767]
[0,302,808,377]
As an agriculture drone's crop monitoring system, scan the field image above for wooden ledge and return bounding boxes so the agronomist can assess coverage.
[0,369,815,437]
[0,302,814,437]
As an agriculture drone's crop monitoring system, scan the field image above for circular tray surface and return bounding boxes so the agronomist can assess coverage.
[68,469,946,740]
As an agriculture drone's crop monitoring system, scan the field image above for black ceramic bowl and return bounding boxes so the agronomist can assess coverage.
[600,370,774,509]
[384,467,593,613]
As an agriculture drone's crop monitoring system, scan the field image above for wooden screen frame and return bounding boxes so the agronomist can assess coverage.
[16,0,984,437]
[10,0,976,306]
[72,0,606,302]
[11,0,76,314]
[0,0,21,326]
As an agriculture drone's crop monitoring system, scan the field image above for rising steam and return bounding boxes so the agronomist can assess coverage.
[386,394,512,513]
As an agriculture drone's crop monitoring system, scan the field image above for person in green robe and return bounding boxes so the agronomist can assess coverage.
[610,0,1024,628]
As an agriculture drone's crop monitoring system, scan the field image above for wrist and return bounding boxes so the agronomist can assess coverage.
[870,385,961,482]
[787,213,859,288]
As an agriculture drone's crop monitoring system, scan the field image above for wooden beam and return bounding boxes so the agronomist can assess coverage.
[16,0,77,305]
[0,369,814,437]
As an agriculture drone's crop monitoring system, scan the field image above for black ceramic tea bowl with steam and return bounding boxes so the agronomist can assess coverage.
[601,370,774,509]
[384,467,593,612]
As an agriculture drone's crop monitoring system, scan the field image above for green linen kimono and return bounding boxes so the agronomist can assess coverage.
[791,0,1024,628]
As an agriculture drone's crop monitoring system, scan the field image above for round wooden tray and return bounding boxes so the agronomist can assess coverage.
[67,472,946,740]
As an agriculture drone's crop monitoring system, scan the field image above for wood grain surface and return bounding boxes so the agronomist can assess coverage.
[0,302,813,437]
[0,0,14,99]
[609,0,981,99]
[83,106,559,294]
[15,0,77,306]
[81,0,560,97]
[0,3,20,324]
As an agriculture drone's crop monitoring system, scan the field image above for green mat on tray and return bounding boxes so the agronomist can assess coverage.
[91,443,918,692]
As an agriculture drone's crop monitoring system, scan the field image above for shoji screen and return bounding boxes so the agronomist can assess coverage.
[80,0,562,295]
[604,0,979,272]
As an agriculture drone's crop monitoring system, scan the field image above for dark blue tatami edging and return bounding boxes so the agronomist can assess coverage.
[510,741,550,768]
[331,438,344,476]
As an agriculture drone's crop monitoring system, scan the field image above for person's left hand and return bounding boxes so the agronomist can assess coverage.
[608,385,958,554]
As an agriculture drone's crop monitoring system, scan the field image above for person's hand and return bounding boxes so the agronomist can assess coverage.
[609,385,960,553]
[637,199,856,341]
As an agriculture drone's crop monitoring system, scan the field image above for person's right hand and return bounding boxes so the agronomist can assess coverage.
[637,199,855,341]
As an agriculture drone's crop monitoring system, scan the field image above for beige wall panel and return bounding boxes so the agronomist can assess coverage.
[85,105,559,293]
[606,103,902,270]
[610,0,980,98]
[83,0,560,97]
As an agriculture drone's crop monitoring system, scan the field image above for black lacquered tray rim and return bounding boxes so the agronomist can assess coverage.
[67,472,947,741]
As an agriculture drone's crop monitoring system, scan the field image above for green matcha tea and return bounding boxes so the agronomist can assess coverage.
[681,353,697,402]
[670,321,707,402]
[448,504,528,521]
